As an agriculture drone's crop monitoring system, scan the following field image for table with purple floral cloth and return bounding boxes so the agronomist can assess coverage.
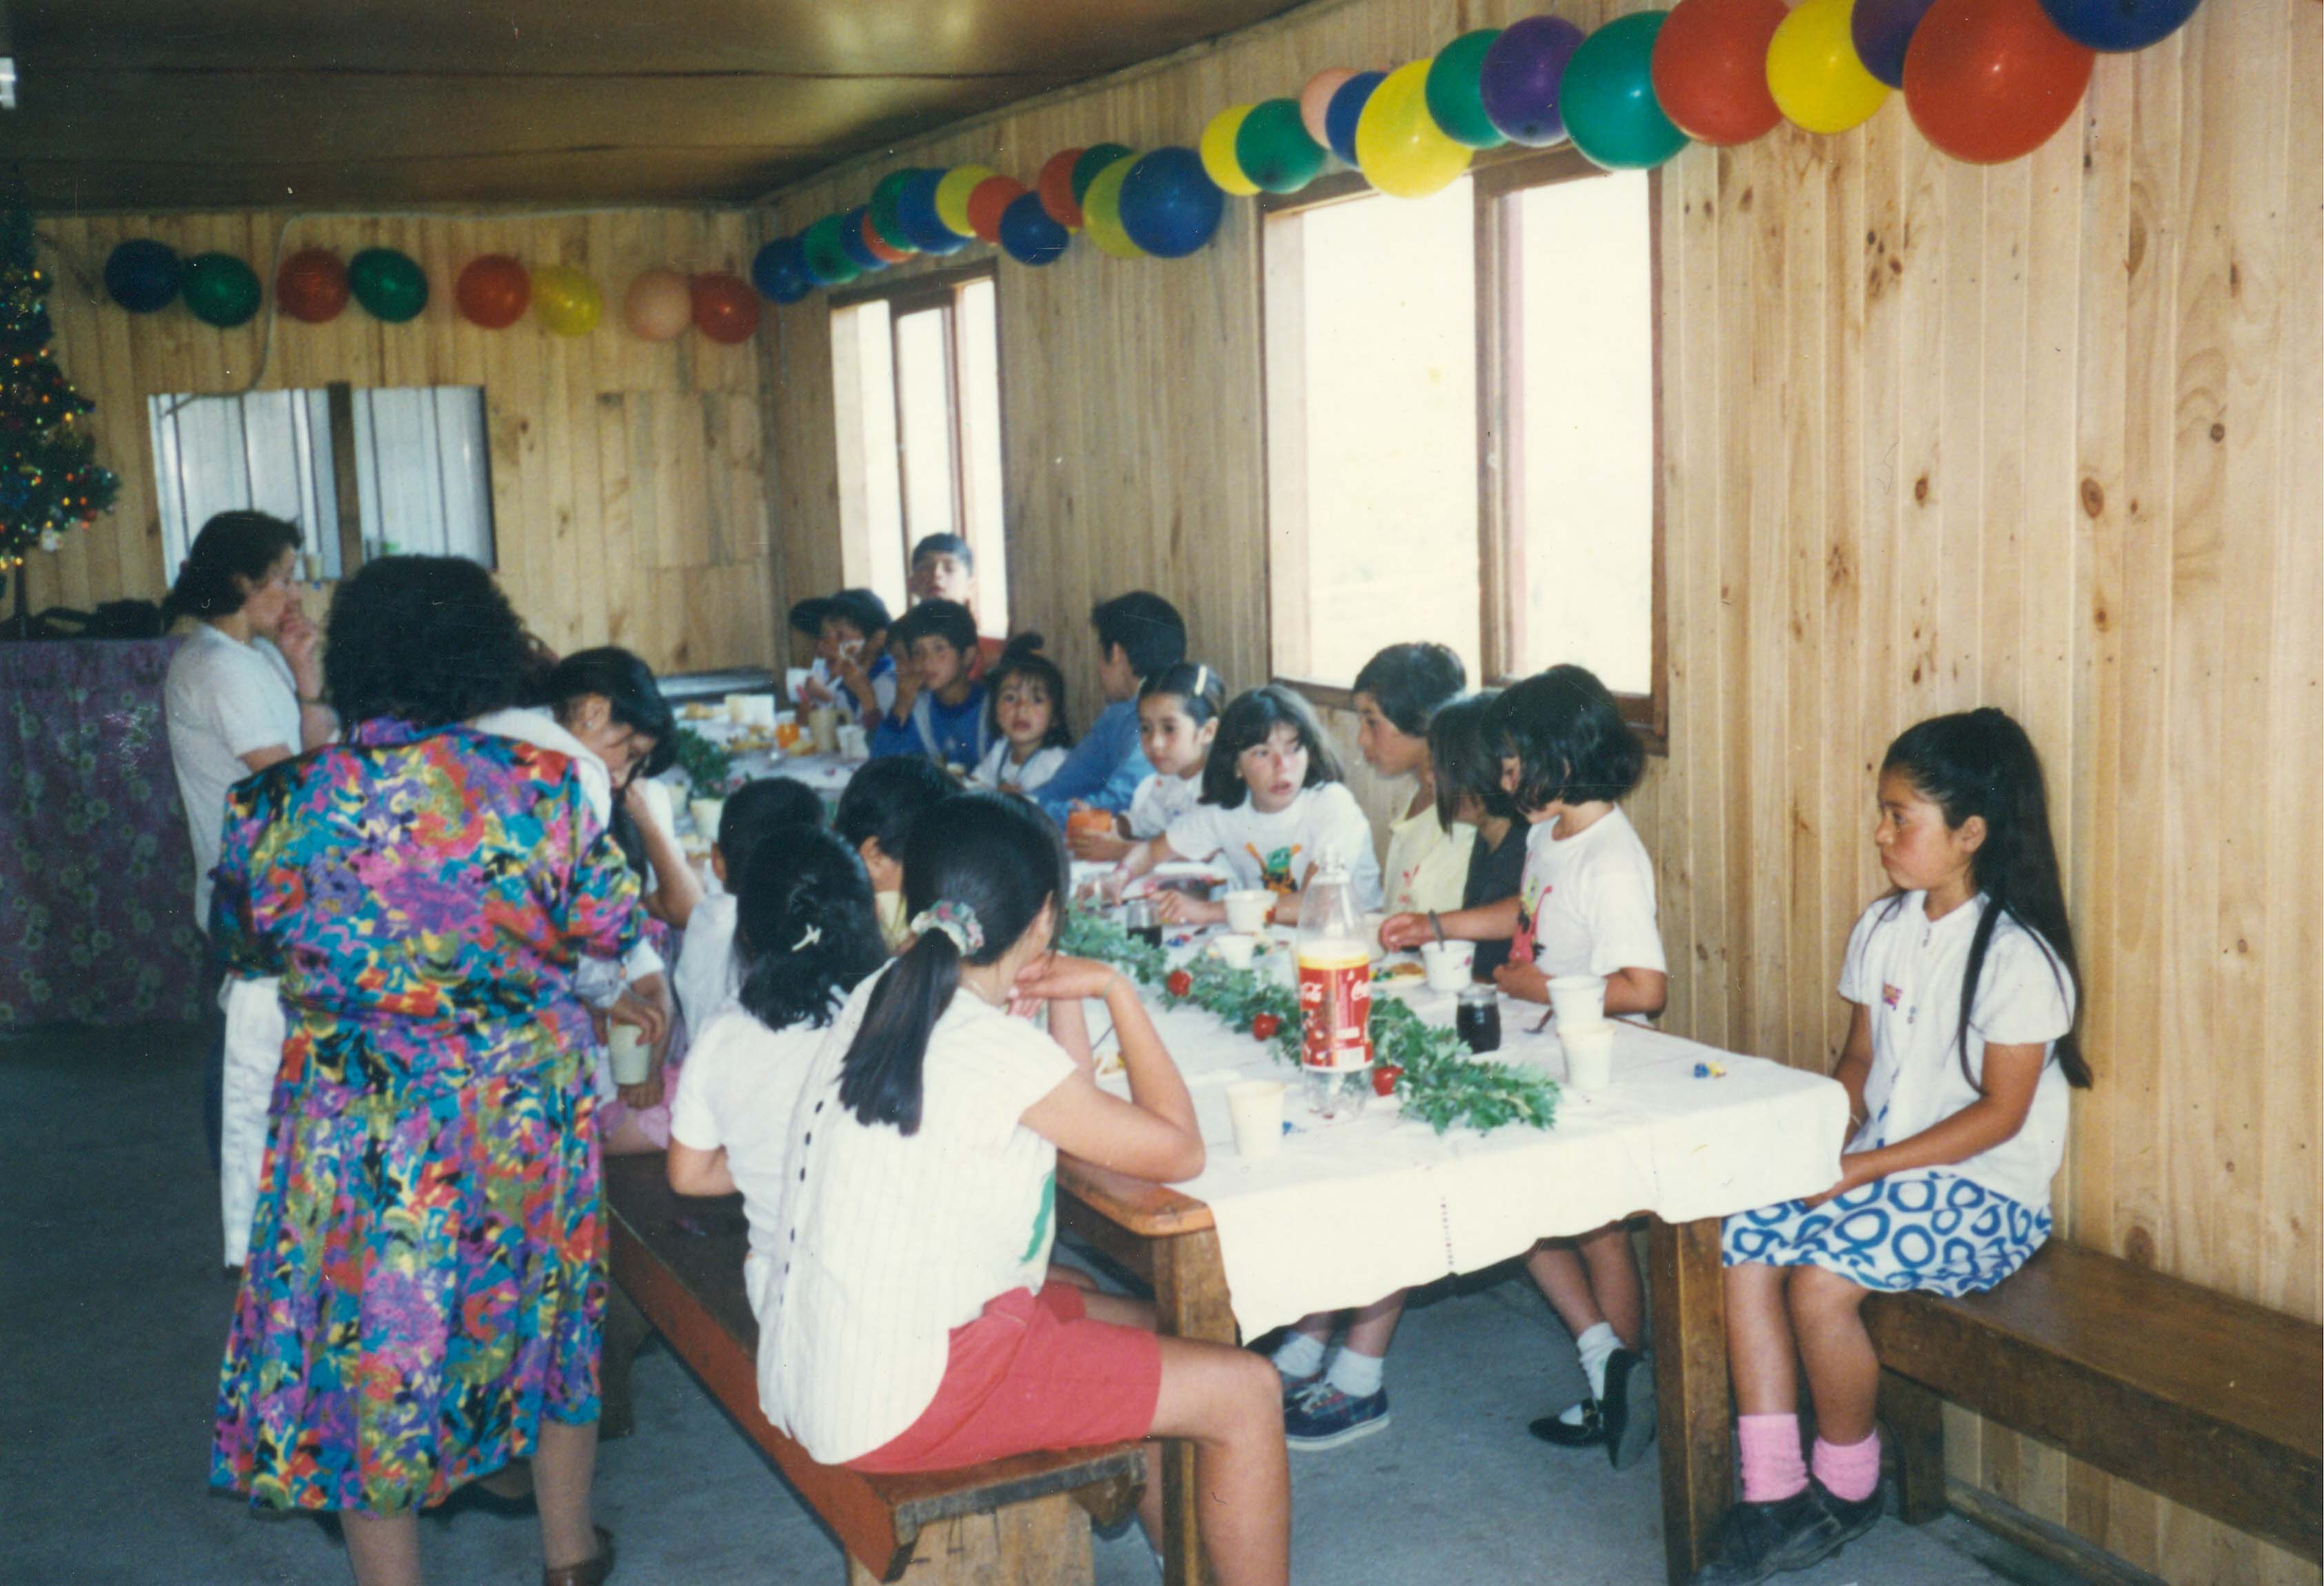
[0,638,210,1028]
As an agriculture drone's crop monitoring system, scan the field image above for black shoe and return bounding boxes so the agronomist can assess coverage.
[1600,1348,1658,1471]
[1527,1398,1606,1447]
[1812,1476,1883,1549]
[1687,1489,1831,1585]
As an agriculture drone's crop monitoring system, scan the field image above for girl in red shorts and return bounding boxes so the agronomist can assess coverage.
[759,792,1289,1585]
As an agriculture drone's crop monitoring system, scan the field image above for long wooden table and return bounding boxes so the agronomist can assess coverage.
[1057,1159,1733,1586]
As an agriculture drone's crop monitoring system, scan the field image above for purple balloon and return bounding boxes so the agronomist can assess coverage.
[1478,15,1588,147]
[1851,0,1939,91]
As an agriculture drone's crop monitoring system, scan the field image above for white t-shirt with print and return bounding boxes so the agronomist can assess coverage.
[972,740,1068,795]
[674,892,740,1033]
[667,1007,835,1316]
[756,969,1078,1463]
[1165,782,1384,908]
[165,624,302,932]
[1126,770,1203,840]
[1381,805,1475,914]
[1514,807,1665,1005]
[1840,892,2077,1212]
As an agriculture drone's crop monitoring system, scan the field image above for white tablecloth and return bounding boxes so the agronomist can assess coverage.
[1084,935,1849,1337]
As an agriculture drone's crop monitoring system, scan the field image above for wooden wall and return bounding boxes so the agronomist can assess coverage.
[764,1,2321,1578]
[25,210,776,674]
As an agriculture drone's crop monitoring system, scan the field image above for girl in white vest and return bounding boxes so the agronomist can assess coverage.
[760,793,1290,1585]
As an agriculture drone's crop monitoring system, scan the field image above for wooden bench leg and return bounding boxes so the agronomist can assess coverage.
[1649,1216,1733,1586]
[844,1491,1093,1586]
[599,1281,654,1443]
[1881,1369,1948,1525]
[1153,1227,1235,1586]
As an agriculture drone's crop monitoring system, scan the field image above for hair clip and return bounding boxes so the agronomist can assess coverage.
[789,923,823,954]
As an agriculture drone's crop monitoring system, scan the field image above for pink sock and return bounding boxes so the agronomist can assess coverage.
[1737,1414,1808,1503]
[1812,1432,1881,1503]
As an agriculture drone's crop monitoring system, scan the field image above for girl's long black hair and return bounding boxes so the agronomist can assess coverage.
[536,646,677,872]
[1427,692,1517,833]
[734,827,889,1034]
[161,510,303,624]
[1883,707,2090,1091]
[1200,683,1342,809]
[837,792,1067,1134]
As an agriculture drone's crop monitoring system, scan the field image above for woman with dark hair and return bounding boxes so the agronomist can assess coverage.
[1352,643,1469,914]
[208,556,643,1586]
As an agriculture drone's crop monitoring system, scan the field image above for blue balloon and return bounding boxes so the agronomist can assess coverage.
[898,170,969,257]
[103,239,181,313]
[1324,70,1386,164]
[998,192,1070,266]
[2037,0,2203,51]
[1118,148,1224,260]
[751,237,811,304]
[839,205,885,272]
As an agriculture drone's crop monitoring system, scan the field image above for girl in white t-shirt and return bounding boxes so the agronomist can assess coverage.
[670,776,827,1032]
[759,794,1289,1585]
[970,636,1073,795]
[667,825,889,1316]
[1381,665,1667,1467]
[1065,662,1224,863]
[1698,709,2085,1584]
[1118,685,1383,925]
[1353,642,1472,914]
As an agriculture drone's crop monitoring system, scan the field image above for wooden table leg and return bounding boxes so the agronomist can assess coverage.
[1650,1215,1732,1586]
[599,1281,654,1442]
[1151,1226,1235,1586]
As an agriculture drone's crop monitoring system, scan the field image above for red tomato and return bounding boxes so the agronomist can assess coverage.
[1165,969,1193,998]
[1251,1012,1282,1041]
[1372,1063,1404,1096]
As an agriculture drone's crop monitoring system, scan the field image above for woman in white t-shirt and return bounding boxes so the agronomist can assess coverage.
[1116,685,1383,925]
[1699,709,2088,1584]
[161,510,336,1269]
[760,794,1289,1585]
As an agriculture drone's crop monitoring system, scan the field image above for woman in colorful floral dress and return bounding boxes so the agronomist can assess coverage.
[208,556,643,1586]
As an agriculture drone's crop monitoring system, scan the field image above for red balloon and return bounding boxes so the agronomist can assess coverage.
[967,176,1030,245]
[455,254,530,329]
[690,272,761,344]
[1650,0,1789,145]
[1904,0,2094,164]
[1038,148,1087,231]
[861,212,911,265]
[275,247,350,324]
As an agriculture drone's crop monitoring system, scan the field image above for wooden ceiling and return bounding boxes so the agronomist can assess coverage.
[4,0,1306,213]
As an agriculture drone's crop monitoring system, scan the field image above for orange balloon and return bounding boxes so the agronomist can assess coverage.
[455,254,530,330]
[1038,148,1086,230]
[624,268,691,341]
[690,272,760,344]
[276,248,350,323]
[861,212,911,265]
[1649,0,1788,145]
[1904,0,2093,163]
[1300,69,1358,149]
[967,176,1029,244]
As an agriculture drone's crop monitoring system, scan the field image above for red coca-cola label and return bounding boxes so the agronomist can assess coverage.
[1298,952,1373,1072]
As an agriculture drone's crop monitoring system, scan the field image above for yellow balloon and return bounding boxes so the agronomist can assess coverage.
[1082,156,1146,259]
[934,165,998,237]
[1354,58,1473,200]
[530,263,601,337]
[1766,0,1889,136]
[1200,104,1262,197]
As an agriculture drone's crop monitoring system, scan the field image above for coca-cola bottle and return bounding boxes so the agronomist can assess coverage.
[1295,850,1373,1119]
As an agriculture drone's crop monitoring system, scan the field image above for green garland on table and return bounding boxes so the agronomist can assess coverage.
[1060,908,1556,1136]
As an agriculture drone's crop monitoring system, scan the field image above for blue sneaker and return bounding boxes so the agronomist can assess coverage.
[1282,1381,1391,1450]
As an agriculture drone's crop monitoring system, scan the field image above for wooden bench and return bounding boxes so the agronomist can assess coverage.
[1863,1239,2322,1567]
[601,1154,1146,1584]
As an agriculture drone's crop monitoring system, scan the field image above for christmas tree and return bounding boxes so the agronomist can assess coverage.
[1,207,119,601]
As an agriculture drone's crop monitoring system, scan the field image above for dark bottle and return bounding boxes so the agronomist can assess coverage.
[1455,985,1502,1054]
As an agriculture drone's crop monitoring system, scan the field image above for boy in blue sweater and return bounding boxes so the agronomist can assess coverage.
[1035,590,1184,825]
[869,599,989,775]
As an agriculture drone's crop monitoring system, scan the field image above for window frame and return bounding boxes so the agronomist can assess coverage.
[1257,146,1667,752]
[829,261,1009,632]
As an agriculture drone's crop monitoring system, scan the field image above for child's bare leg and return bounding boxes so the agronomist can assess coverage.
[1723,1262,1799,1414]
[341,1512,421,1586]
[1290,1311,1337,1345]
[1337,1289,1408,1359]
[1576,1225,1644,1349]
[1144,1337,1289,1586]
[1786,1267,1878,1444]
[1081,1288,1158,1329]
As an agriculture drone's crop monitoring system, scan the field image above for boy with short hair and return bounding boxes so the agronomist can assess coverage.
[870,599,990,774]
[1035,590,1185,824]
[909,533,1006,676]
[788,588,896,725]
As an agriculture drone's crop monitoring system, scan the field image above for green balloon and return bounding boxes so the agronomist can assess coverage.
[1562,12,1688,171]
[347,248,429,323]
[802,214,862,286]
[869,170,922,254]
[181,252,262,328]
[1072,143,1135,206]
[1426,29,1507,150]
[1234,99,1326,194]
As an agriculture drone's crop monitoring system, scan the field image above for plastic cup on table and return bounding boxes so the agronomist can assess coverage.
[1226,1080,1288,1160]
[809,705,839,754]
[775,714,800,750]
[1213,933,1260,970]
[608,1023,654,1087]
[1547,974,1607,1028]
[1222,889,1275,935]
[724,694,753,724]
[1420,939,1476,991]
[1560,1019,1615,1091]
[688,797,725,841]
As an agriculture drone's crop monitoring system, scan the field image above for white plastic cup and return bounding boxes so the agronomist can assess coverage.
[725,693,753,724]
[1222,890,1275,935]
[837,723,869,759]
[1561,1020,1615,1091]
[809,705,839,755]
[609,1023,654,1087]
[689,797,725,841]
[1226,1080,1287,1160]
[747,694,778,729]
[1420,940,1476,991]
[1548,974,1608,1029]
[1213,934,1260,970]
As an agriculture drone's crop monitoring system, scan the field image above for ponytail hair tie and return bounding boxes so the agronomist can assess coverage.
[908,900,986,956]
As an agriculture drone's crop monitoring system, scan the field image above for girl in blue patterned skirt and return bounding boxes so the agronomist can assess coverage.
[1695,708,2090,1586]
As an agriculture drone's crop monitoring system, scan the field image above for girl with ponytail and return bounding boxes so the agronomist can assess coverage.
[758,793,1290,1586]
[1695,707,2088,1585]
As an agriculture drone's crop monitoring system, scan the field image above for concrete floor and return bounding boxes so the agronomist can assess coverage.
[1,1021,2068,1585]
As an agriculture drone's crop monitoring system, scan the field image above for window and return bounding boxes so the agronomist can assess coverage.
[148,383,496,581]
[1263,151,1662,738]
[829,267,1009,634]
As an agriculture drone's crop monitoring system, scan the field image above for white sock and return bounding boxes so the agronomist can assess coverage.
[1557,1401,1590,1427]
[1325,1347,1384,1399]
[1273,1332,1328,1379]
[1575,1322,1620,1402]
